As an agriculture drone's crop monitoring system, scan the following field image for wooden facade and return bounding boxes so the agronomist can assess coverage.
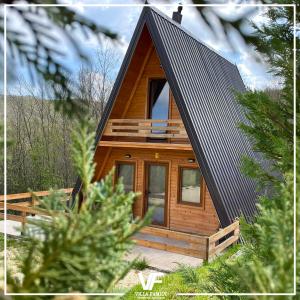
[2,8,246,260]
[1,23,240,260]
[95,148,220,236]
[93,26,221,240]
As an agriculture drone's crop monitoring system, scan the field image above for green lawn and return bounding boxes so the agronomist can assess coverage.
[124,245,240,300]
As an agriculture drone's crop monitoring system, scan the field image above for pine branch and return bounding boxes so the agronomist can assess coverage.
[1,1,118,118]
[8,120,149,293]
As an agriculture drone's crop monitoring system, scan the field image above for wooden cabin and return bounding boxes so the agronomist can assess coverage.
[73,6,257,259]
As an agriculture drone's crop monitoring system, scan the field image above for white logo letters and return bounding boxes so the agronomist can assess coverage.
[138,272,164,290]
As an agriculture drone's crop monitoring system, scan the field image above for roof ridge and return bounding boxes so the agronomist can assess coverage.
[148,6,237,67]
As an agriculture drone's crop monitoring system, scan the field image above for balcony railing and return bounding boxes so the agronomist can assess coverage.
[103,119,188,139]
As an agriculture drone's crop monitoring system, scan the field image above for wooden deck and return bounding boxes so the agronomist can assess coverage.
[1,190,239,260]
[133,222,239,260]
[0,189,73,226]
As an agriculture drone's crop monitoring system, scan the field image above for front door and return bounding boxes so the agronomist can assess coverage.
[144,162,168,227]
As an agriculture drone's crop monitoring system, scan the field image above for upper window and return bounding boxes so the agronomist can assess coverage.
[179,167,203,206]
[148,79,170,120]
[116,162,135,193]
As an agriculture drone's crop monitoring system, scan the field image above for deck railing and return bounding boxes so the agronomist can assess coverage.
[1,189,239,260]
[207,220,240,260]
[137,226,208,258]
[0,188,73,227]
[134,221,240,260]
[103,119,188,139]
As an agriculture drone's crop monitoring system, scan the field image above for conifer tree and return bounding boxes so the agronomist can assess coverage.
[201,6,299,297]
[7,121,148,293]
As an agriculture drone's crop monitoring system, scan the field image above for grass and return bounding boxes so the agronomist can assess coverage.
[0,233,3,251]
[1,233,28,289]
[176,264,201,287]
[0,233,29,252]
[124,245,240,300]
[132,258,149,270]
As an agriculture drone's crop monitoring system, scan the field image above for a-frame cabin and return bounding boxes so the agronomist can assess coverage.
[74,6,258,259]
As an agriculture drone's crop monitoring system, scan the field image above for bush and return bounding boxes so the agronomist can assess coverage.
[132,258,149,271]
[7,121,149,293]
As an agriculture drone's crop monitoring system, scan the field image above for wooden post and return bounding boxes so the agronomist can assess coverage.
[21,211,26,234]
[30,196,36,217]
[205,237,210,261]
[233,220,240,244]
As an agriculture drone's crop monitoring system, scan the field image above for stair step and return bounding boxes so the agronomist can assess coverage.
[134,232,190,248]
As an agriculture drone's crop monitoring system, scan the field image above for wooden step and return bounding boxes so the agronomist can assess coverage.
[133,231,207,259]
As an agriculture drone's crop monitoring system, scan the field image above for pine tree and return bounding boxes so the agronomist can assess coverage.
[7,121,149,293]
[200,6,299,298]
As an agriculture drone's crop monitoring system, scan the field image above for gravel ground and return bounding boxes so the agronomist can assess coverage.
[0,243,166,292]
[0,245,23,291]
[1,238,174,292]
[1,254,165,292]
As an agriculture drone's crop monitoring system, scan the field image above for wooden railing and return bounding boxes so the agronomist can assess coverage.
[1,189,239,259]
[207,220,239,260]
[134,221,240,260]
[0,188,73,228]
[136,226,208,258]
[103,119,188,139]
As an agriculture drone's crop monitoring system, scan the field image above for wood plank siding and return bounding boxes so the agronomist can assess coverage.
[94,26,221,236]
[96,148,220,235]
[102,27,181,138]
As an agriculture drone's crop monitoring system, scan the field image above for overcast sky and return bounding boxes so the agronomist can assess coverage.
[8,0,282,93]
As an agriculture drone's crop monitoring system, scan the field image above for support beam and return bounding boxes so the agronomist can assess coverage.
[98,141,193,151]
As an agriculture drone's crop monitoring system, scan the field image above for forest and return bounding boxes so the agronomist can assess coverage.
[2,46,119,194]
[2,85,279,195]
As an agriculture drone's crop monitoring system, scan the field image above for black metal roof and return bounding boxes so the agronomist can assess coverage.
[74,7,258,227]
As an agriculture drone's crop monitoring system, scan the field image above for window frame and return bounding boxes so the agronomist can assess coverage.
[115,161,136,193]
[147,78,170,120]
[177,166,205,208]
[143,161,169,227]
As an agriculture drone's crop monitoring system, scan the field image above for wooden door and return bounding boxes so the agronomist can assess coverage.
[144,162,168,227]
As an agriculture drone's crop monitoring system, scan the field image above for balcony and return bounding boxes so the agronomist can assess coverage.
[100,119,192,150]
[103,119,188,139]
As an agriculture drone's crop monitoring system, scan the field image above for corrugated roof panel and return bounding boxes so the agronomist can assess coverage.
[149,8,258,225]
[74,7,259,227]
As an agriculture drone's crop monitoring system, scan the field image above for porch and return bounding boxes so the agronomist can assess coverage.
[134,222,239,260]
[1,190,239,261]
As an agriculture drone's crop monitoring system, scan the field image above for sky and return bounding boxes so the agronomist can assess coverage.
[7,0,282,94]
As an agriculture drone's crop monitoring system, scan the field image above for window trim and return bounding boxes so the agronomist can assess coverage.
[147,78,170,119]
[147,78,171,142]
[115,161,136,192]
[144,161,169,228]
[178,166,205,208]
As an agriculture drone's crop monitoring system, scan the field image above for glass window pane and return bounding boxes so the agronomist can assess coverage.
[117,164,134,193]
[147,165,166,225]
[150,79,169,120]
[149,79,169,136]
[181,168,201,204]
